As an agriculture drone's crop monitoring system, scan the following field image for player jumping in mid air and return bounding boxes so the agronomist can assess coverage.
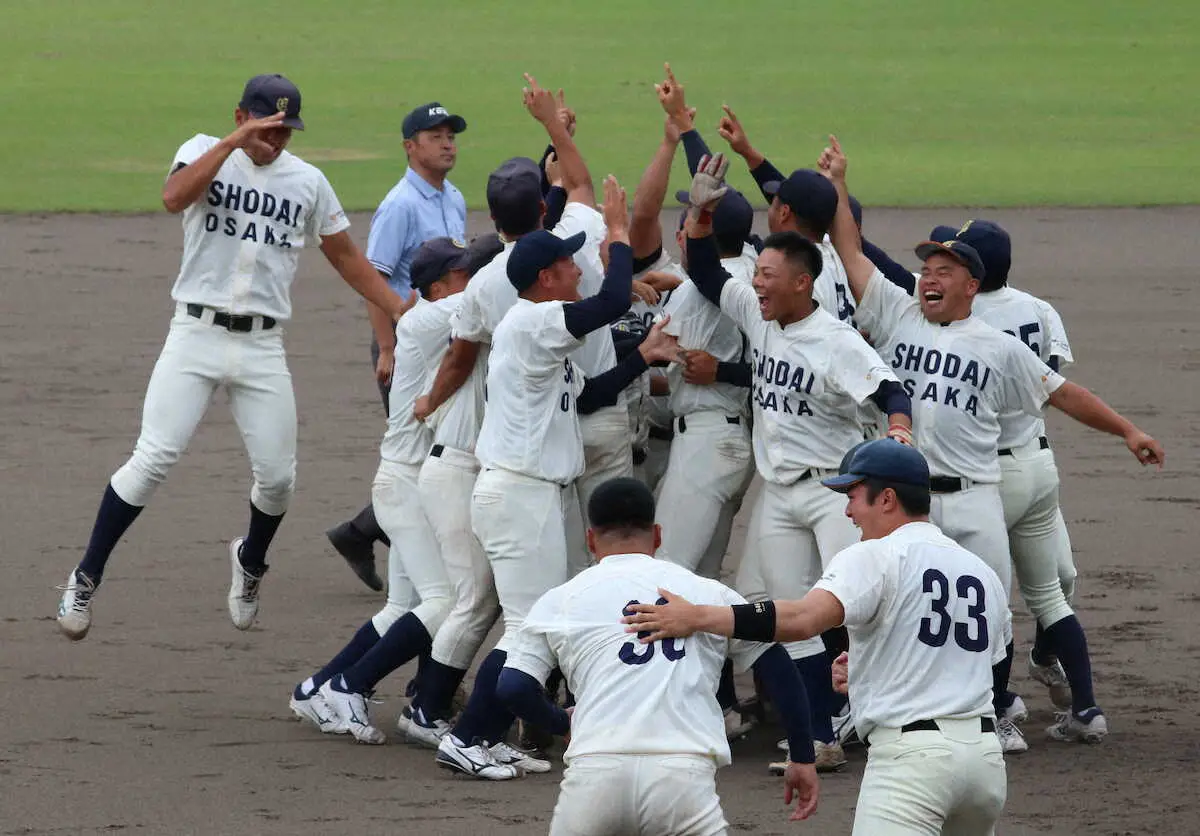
[56,74,413,641]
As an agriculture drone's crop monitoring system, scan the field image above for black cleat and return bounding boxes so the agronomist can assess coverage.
[326,522,384,591]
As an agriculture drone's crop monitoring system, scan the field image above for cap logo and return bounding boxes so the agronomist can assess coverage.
[428,106,449,117]
[276,96,290,112]
[958,220,974,235]
[452,238,466,248]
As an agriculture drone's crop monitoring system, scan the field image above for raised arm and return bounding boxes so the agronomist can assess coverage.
[655,63,713,176]
[162,112,287,213]
[1047,381,1165,467]
[524,75,594,207]
[716,105,786,201]
[630,116,684,260]
[818,135,875,304]
[682,155,735,306]
[561,176,634,339]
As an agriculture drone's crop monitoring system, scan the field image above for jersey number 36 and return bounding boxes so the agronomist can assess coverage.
[917,569,988,652]
[619,599,686,665]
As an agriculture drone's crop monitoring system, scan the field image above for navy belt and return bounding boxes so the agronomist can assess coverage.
[929,476,964,493]
[867,717,996,748]
[998,436,1049,456]
[186,303,276,332]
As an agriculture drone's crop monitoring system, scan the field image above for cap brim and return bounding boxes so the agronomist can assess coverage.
[558,231,587,257]
[762,181,783,196]
[915,240,966,265]
[820,473,867,493]
[249,109,304,130]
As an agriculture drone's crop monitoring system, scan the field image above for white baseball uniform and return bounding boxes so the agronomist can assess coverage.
[109,135,349,514]
[814,521,1011,835]
[852,269,1067,596]
[716,275,899,662]
[812,237,856,323]
[371,297,454,638]
[656,252,757,578]
[972,286,1078,621]
[505,552,771,836]
[629,251,683,493]
[472,298,589,652]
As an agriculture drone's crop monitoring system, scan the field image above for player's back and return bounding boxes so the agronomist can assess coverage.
[527,553,756,766]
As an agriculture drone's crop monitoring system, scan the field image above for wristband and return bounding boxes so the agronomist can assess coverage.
[696,208,713,225]
[731,601,776,642]
[887,423,914,446]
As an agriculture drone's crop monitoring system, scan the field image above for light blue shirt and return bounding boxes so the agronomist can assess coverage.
[366,167,467,294]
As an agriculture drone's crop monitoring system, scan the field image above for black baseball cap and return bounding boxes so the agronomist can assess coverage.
[462,233,505,277]
[914,239,986,282]
[762,169,838,232]
[239,74,305,130]
[928,224,958,242]
[487,157,543,217]
[588,477,656,530]
[507,230,586,292]
[953,220,1011,289]
[402,102,467,139]
[410,237,469,292]
[674,188,754,244]
[822,439,931,492]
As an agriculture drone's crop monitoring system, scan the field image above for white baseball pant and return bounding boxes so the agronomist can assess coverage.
[655,412,754,577]
[370,460,453,637]
[930,482,1012,597]
[419,445,501,670]
[110,305,296,514]
[744,474,860,660]
[572,405,634,575]
[854,719,1007,835]
[550,754,728,836]
[472,467,578,653]
[999,439,1077,623]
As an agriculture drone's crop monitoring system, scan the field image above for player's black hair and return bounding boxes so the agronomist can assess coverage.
[489,192,544,238]
[588,477,656,536]
[760,231,824,282]
[863,478,931,517]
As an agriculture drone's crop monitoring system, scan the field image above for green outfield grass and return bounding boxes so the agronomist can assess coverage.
[2,0,1198,212]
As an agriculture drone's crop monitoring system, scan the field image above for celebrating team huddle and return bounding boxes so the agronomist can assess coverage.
[56,65,1166,835]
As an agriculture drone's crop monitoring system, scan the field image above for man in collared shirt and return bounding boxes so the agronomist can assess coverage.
[327,102,468,591]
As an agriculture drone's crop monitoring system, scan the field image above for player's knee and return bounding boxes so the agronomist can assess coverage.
[251,464,296,516]
[1021,580,1074,626]
[370,602,408,636]
[412,591,453,636]
[111,449,177,506]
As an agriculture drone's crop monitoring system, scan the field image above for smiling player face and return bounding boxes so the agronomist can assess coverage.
[752,247,811,325]
[918,253,978,324]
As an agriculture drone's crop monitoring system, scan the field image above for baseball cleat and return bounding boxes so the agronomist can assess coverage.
[319,678,386,745]
[1001,694,1029,725]
[517,718,555,760]
[326,522,384,592]
[490,740,552,774]
[1028,652,1073,710]
[397,704,451,749]
[996,717,1029,754]
[1047,708,1107,744]
[227,538,266,630]
[724,706,755,741]
[57,569,98,641]
[833,710,862,747]
[436,734,522,780]
[289,690,348,735]
[813,740,848,772]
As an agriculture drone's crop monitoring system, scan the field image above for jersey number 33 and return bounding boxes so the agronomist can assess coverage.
[918,569,989,652]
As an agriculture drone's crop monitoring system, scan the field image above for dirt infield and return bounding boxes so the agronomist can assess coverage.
[2,206,1197,835]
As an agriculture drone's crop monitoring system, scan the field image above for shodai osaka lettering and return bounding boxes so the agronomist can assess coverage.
[890,342,996,416]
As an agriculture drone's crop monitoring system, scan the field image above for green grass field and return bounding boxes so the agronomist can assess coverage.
[2,0,1197,212]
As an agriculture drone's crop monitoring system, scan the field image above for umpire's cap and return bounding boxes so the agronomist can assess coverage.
[507,230,586,292]
[822,439,930,493]
[402,102,467,139]
[240,74,305,130]
[588,477,656,531]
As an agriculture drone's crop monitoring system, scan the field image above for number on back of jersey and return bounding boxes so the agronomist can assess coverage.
[917,569,988,652]
[619,599,686,665]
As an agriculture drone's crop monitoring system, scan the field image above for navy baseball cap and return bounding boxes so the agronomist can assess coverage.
[239,74,305,130]
[763,169,839,232]
[588,477,656,530]
[402,102,467,139]
[914,239,986,282]
[822,439,931,492]
[674,188,754,243]
[507,230,586,292]
[462,233,505,277]
[410,237,469,292]
[487,156,543,215]
[953,220,1011,289]
[929,224,958,242]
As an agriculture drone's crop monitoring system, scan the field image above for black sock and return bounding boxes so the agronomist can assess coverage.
[1043,616,1096,713]
[794,655,835,743]
[297,621,381,699]
[411,659,469,721]
[452,649,509,745]
[350,502,389,547]
[77,484,144,582]
[340,613,433,694]
[1031,621,1055,666]
[240,502,284,573]
[992,642,1014,716]
[406,651,431,698]
[716,659,738,711]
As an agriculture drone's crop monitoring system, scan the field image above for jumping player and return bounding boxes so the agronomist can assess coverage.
[57,74,413,641]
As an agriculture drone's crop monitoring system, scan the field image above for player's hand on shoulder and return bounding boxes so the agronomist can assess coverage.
[680,349,718,385]
[1125,428,1165,468]
[687,153,730,211]
[784,761,820,821]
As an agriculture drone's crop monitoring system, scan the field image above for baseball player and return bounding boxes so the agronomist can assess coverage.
[327,101,468,592]
[496,477,820,832]
[625,440,1013,836]
[682,154,915,771]
[434,176,680,780]
[930,219,1101,742]
[56,74,413,641]
[821,135,1165,751]
[289,237,474,742]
